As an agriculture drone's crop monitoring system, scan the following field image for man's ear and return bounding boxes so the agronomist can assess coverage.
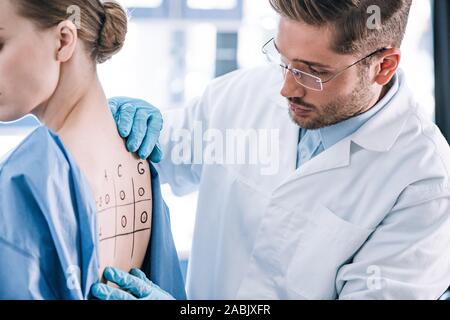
[374,48,401,86]
[54,20,78,62]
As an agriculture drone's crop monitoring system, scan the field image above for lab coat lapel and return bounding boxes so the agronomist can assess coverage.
[271,138,352,197]
[296,138,352,178]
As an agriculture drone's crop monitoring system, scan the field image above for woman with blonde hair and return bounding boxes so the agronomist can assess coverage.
[0,0,185,300]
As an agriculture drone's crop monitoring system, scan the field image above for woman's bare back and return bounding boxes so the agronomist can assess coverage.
[58,99,152,280]
[95,154,152,278]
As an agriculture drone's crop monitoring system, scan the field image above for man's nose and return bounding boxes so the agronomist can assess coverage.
[280,69,306,99]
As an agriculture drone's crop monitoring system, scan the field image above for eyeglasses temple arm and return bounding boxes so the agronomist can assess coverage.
[321,48,388,84]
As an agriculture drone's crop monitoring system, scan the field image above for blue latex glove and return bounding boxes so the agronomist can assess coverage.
[109,97,164,162]
[91,267,175,300]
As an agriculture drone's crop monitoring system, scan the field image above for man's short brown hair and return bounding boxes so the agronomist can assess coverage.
[269,0,413,56]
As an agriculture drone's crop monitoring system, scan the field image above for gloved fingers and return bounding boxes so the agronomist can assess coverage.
[128,269,175,300]
[129,268,149,282]
[148,142,164,163]
[137,116,163,160]
[116,104,138,138]
[108,99,120,118]
[103,267,152,298]
[137,130,158,160]
[109,97,147,116]
[126,109,154,153]
[148,287,176,300]
[91,283,136,300]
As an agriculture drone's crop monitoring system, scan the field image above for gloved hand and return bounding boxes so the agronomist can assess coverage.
[109,97,164,162]
[91,267,175,300]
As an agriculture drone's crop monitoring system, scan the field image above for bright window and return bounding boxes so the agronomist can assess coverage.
[187,0,237,10]
[120,0,163,8]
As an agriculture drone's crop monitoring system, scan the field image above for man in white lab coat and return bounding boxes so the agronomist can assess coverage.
[96,0,450,299]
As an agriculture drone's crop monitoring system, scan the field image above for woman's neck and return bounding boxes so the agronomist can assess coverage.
[30,53,123,179]
[31,46,110,136]
[34,80,107,137]
[54,77,109,137]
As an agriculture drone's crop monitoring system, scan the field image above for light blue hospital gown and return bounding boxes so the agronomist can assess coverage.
[0,126,186,300]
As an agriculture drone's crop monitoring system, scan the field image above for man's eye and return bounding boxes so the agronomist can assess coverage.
[292,69,302,77]
[309,67,328,76]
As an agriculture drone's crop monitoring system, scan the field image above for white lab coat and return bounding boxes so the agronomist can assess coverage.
[156,65,450,299]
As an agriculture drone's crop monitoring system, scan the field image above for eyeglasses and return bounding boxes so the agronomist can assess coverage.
[262,38,386,91]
